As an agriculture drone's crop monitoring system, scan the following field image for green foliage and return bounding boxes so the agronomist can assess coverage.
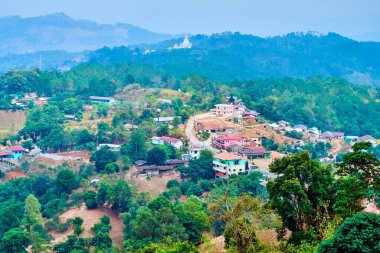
[84,190,98,209]
[186,184,203,197]
[90,146,118,172]
[166,179,180,189]
[124,195,210,250]
[0,228,30,253]
[267,152,336,244]
[262,138,278,151]
[318,212,380,253]
[178,150,214,181]
[55,169,78,195]
[139,239,199,253]
[156,124,169,137]
[97,103,109,118]
[106,180,132,213]
[285,131,303,140]
[147,146,168,166]
[124,130,148,162]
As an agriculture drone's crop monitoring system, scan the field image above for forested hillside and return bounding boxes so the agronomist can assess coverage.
[90,32,380,85]
[234,77,380,137]
[1,64,380,137]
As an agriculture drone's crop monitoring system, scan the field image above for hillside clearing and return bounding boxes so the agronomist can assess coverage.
[0,110,26,138]
[50,205,124,245]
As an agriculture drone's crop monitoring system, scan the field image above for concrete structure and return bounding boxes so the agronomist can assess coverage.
[151,136,183,149]
[136,165,175,176]
[89,96,115,105]
[213,152,247,178]
[320,131,345,140]
[278,120,290,126]
[189,145,202,159]
[357,135,377,146]
[237,147,271,159]
[172,35,192,49]
[97,144,121,151]
[154,116,177,125]
[293,124,308,132]
[213,134,245,150]
[213,104,235,117]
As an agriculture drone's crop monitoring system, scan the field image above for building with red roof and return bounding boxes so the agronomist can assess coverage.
[9,146,27,161]
[213,134,245,150]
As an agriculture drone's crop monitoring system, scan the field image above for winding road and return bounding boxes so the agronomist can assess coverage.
[185,112,218,153]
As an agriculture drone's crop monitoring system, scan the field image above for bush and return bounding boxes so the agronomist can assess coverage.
[199,180,213,191]
[186,184,203,197]
[84,190,98,209]
[180,181,196,195]
[166,179,180,189]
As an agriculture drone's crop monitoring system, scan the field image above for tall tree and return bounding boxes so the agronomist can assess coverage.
[318,212,380,253]
[125,130,148,162]
[267,151,336,244]
[0,228,30,253]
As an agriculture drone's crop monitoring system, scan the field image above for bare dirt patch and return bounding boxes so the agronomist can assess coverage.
[4,169,29,180]
[0,110,26,138]
[50,205,124,245]
[125,167,181,198]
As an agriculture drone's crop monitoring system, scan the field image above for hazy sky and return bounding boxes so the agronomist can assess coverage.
[1,0,379,41]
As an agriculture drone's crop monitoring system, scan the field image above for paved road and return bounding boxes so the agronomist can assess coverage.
[185,112,218,153]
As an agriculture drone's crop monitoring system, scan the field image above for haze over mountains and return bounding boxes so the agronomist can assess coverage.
[1,13,380,86]
[0,13,175,55]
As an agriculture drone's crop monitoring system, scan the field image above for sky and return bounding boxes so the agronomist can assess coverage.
[1,0,379,41]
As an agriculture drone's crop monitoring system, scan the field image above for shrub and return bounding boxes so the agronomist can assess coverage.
[199,180,213,191]
[166,179,180,189]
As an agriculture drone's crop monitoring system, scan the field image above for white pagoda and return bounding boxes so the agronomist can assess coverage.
[172,35,192,49]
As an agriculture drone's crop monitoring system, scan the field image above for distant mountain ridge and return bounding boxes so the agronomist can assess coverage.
[0,13,176,55]
[89,32,380,86]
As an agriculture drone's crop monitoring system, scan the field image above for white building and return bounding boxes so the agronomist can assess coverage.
[172,35,192,49]
[189,145,202,159]
[151,136,183,149]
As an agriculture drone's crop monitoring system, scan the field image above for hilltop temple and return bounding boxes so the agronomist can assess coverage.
[172,35,192,49]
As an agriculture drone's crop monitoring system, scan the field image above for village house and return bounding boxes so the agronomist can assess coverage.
[97,144,121,151]
[154,116,177,125]
[237,147,271,159]
[243,110,260,118]
[278,120,290,127]
[213,152,248,178]
[0,151,12,161]
[124,123,138,131]
[268,123,280,129]
[228,145,271,159]
[293,124,308,132]
[212,104,235,117]
[1,146,28,161]
[166,159,186,168]
[89,96,115,105]
[136,165,175,176]
[357,135,377,146]
[151,136,183,149]
[213,134,245,150]
[134,160,148,167]
[238,130,265,147]
[320,131,345,140]
[188,144,202,159]
[194,120,234,134]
